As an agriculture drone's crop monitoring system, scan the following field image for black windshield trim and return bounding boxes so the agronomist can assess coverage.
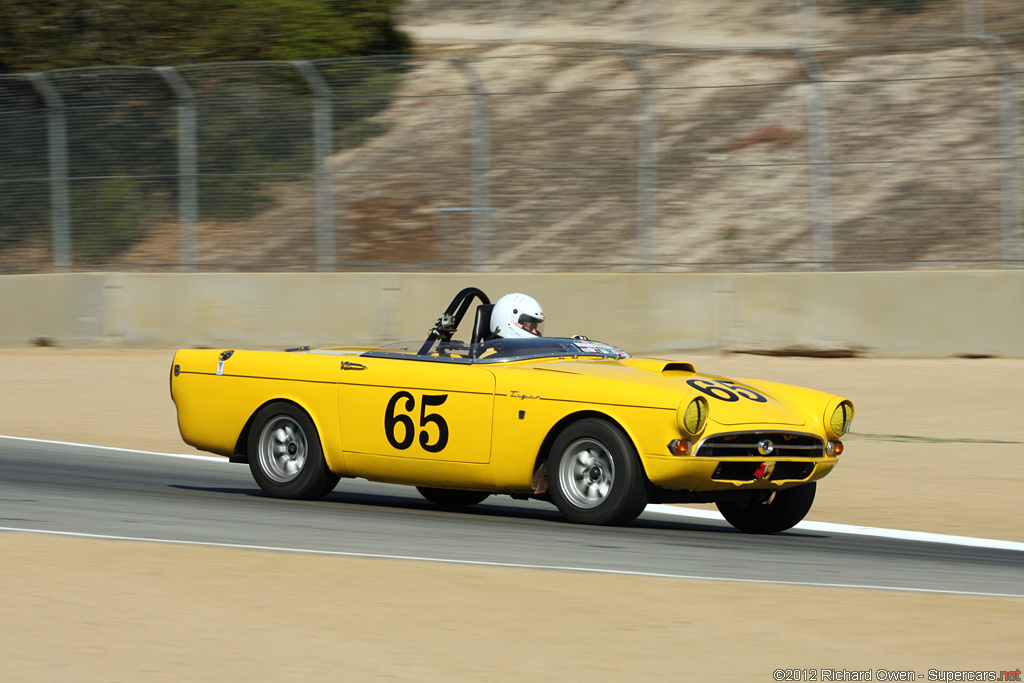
[361,337,629,364]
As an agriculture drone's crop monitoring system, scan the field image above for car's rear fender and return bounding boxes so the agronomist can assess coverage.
[229,409,259,463]
[231,397,304,463]
[171,349,346,474]
[232,396,348,476]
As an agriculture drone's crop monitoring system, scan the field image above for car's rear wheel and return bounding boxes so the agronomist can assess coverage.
[548,418,648,526]
[716,482,816,534]
[416,487,490,508]
[248,402,340,500]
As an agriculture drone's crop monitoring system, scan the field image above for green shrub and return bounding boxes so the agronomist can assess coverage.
[0,1,411,264]
[0,0,411,72]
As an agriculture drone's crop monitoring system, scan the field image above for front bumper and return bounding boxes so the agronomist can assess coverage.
[641,429,839,491]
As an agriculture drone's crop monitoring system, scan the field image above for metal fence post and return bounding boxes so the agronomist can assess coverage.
[798,0,817,46]
[453,57,492,268]
[293,61,336,271]
[155,67,198,271]
[638,0,657,50]
[500,0,520,44]
[628,52,658,270]
[980,37,1022,267]
[794,48,834,272]
[964,0,984,35]
[28,73,70,272]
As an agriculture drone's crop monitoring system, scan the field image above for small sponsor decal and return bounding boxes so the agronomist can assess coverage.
[216,361,224,376]
[571,341,629,359]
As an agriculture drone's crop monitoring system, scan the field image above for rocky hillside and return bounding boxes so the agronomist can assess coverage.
[172,38,1020,271]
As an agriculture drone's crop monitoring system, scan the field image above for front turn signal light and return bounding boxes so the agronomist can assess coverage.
[825,440,844,456]
[668,439,692,456]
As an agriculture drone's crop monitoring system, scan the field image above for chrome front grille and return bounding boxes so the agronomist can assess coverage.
[695,432,823,458]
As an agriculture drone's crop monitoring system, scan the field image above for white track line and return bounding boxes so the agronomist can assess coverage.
[1,526,1021,599]
[645,505,1024,553]
[3,434,1023,553]
[0,434,220,461]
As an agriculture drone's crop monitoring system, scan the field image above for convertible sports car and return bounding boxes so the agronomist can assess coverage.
[170,287,853,533]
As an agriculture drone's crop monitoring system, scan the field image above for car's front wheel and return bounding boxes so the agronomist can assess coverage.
[716,482,816,534]
[548,418,648,526]
[247,402,340,500]
[416,487,490,508]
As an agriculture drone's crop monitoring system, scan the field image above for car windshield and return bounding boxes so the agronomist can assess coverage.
[362,337,629,364]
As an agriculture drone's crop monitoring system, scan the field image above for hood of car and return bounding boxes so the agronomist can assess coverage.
[680,374,805,426]
[525,357,808,426]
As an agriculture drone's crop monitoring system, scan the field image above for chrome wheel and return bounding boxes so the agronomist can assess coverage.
[548,419,647,526]
[257,416,308,484]
[557,438,615,510]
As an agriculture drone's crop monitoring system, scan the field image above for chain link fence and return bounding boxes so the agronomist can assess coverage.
[1,4,1022,272]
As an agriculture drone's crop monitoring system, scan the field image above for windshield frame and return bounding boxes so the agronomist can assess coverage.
[361,337,629,364]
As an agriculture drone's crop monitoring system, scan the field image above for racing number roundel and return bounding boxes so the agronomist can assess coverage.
[384,391,450,453]
[686,378,768,403]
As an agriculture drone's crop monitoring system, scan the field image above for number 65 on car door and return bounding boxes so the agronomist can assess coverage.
[337,359,496,464]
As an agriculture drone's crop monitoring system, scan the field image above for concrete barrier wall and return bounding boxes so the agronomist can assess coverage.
[2,271,1022,357]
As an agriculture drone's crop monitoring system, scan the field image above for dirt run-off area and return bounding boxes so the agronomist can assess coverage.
[0,349,1021,679]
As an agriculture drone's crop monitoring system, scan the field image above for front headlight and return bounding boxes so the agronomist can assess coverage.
[826,400,854,438]
[679,396,709,436]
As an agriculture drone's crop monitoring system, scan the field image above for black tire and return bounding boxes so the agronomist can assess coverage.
[247,402,340,500]
[416,487,490,508]
[548,418,648,526]
[716,482,816,534]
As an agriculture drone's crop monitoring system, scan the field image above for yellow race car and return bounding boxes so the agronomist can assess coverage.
[170,287,853,534]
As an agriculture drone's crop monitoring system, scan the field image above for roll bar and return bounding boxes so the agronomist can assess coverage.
[417,287,491,355]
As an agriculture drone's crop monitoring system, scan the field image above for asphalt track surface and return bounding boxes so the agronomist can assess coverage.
[2,437,1022,598]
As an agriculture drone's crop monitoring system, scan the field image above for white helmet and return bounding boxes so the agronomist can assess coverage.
[492,293,545,339]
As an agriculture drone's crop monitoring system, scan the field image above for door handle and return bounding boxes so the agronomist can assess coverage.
[340,361,367,370]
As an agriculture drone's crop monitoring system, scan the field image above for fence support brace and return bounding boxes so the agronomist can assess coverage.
[28,73,70,272]
[293,61,337,271]
[628,52,658,270]
[155,67,198,272]
[794,48,834,272]
[453,57,492,268]
[500,0,519,44]
[979,36,1022,267]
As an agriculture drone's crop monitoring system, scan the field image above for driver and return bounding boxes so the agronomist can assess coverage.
[491,293,545,338]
